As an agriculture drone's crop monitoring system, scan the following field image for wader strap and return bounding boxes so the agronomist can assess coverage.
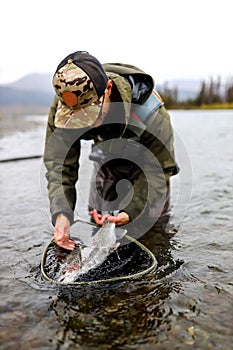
[128,88,164,136]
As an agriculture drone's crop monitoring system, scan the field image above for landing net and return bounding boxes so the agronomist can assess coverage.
[41,234,157,286]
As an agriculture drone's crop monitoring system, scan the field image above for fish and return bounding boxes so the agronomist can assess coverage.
[57,221,127,283]
[63,244,82,270]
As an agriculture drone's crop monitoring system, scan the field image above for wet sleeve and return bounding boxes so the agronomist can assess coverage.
[43,97,81,225]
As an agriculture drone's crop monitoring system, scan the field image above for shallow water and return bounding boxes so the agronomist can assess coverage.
[0,111,233,349]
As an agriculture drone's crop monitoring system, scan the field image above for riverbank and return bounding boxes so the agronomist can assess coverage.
[168,102,233,110]
[197,102,233,109]
[1,102,233,119]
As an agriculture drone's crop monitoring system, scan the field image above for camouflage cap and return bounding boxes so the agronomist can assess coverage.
[52,51,108,128]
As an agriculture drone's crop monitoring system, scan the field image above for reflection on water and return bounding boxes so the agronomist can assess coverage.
[50,281,178,348]
[0,111,233,349]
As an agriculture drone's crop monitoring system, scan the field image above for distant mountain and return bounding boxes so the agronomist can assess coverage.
[0,73,202,116]
[5,73,53,93]
[0,73,54,115]
[0,85,53,106]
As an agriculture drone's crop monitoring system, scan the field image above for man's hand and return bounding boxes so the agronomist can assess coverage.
[108,212,130,226]
[90,209,130,226]
[89,209,110,225]
[54,213,76,250]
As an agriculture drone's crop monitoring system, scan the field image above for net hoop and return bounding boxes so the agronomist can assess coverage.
[41,235,157,286]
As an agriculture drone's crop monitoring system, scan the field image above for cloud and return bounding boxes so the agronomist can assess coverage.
[1,0,232,83]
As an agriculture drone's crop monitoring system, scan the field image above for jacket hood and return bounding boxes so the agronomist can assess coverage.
[103,63,154,125]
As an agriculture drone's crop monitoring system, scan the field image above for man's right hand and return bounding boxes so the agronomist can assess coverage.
[54,213,76,250]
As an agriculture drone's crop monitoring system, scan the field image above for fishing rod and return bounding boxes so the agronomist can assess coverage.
[0,155,42,163]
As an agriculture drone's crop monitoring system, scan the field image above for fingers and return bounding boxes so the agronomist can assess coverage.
[101,213,111,223]
[90,209,110,225]
[64,263,81,271]
[55,237,76,250]
[54,214,75,250]
[54,234,76,250]
[108,212,130,226]
[107,215,118,223]
[54,227,76,251]
[90,210,130,226]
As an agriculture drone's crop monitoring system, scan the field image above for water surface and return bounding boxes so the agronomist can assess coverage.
[0,111,233,349]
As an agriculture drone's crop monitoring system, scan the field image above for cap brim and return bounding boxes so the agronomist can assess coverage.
[55,100,101,129]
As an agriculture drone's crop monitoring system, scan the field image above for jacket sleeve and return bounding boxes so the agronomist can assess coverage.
[43,96,81,225]
[123,106,178,221]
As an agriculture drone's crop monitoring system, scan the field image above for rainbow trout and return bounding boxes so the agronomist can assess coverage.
[58,221,126,283]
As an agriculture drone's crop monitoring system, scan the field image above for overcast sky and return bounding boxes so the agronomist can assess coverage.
[1,0,232,84]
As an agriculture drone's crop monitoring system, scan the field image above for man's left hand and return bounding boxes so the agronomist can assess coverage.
[108,212,130,226]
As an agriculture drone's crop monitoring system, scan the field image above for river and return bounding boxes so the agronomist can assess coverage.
[0,110,232,349]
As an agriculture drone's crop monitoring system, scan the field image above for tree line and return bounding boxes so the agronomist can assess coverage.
[159,76,233,108]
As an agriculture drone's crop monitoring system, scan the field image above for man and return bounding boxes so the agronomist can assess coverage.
[44,51,178,250]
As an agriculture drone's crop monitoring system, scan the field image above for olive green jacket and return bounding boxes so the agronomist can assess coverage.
[44,63,178,225]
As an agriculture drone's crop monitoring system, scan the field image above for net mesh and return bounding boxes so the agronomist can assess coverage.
[41,235,157,285]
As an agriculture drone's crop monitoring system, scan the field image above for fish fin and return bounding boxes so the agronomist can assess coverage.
[113,242,120,250]
[115,228,127,240]
[64,263,82,271]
